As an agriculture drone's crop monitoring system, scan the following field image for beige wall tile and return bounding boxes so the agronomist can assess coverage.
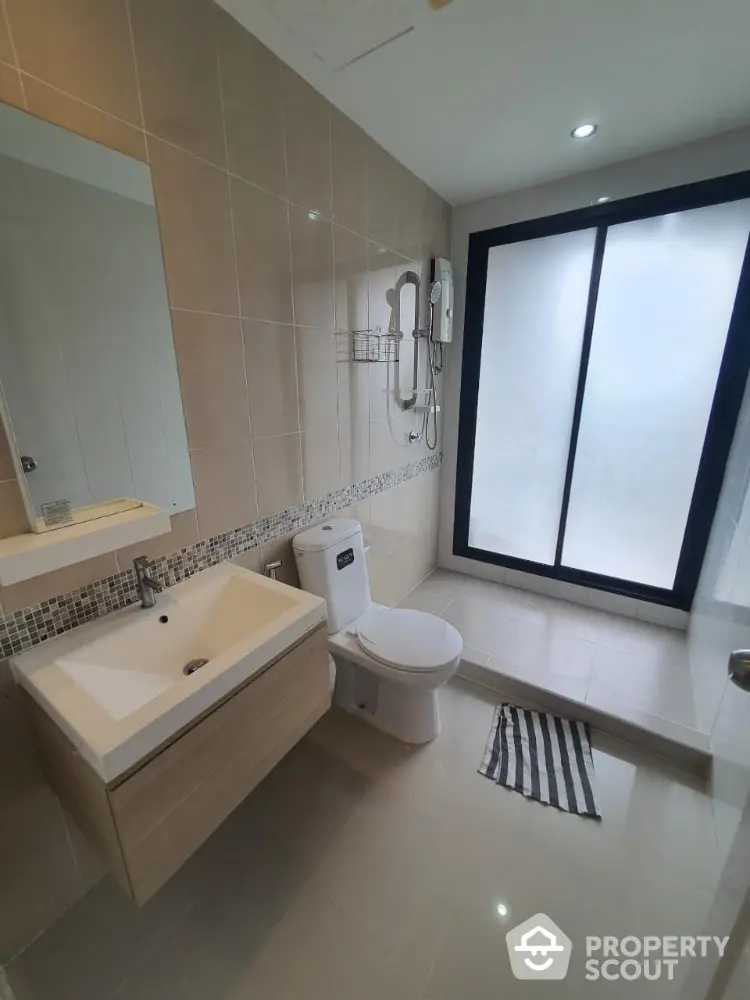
[22,76,146,160]
[369,485,405,554]
[172,312,249,449]
[338,420,370,488]
[368,355,394,423]
[370,418,403,478]
[295,328,338,431]
[0,552,118,614]
[301,426,339,502]
[260,533,300,588]
[338,499,369,526]
[0,423,16,482]
[366,544,396,605]
[232,178,293,323]
[129,0,225,166]
[439,199,452,257]
[150,138,238,315]
[331,108,367,237]
[5,0,140,125]
[352,497,375,552]
[420,186,442,252]
[350,496,371,522]
[0,754,90,963]
[0,5,15,63]
[392,476,421,545]
[367,244,396,336]
[243,321,299,439]
[387,540,418,605]
[424,467,441,540]
[393,164,423,261]
[0,660,99,963]
[116,509,198,567]
[216,7,285,197]
[290,207,334,330]
[253,433,302,517]
[231,545,262,574]
[282,66,331,216]
[366,140,397,250]
[337,358,370,426]
[0,61,23,107]
[0,478,28,539]
[413,531,438,584]
[191,442,257,538]
[334,226,368,333]
[394,409,417,468]
[421,188,452,261]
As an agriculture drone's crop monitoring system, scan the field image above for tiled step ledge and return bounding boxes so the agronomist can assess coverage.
[441,555,690,630]
[0,453,441,659]
[458,652,712,779]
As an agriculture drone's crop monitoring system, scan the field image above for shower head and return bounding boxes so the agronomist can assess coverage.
[429,280,442,305]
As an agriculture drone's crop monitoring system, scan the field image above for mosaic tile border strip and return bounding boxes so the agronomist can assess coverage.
[0,453,441,659]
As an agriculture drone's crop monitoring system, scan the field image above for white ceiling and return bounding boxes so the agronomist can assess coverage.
[218,0,750,205]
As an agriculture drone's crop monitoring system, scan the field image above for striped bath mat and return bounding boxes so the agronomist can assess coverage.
[480,704,601,819]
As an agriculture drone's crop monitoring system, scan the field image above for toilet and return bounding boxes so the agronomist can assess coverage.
[293,518,463,744]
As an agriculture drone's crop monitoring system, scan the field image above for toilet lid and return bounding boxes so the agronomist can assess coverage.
[356,607,463,672]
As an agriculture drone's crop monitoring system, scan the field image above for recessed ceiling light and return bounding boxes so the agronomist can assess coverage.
[571,123,598,139]
[597,196,610,203]
[496,903,509,917]
[307,209,322,220]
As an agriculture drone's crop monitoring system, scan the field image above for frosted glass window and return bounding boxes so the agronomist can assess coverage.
[562,200,750,589]
[469,229,596,563]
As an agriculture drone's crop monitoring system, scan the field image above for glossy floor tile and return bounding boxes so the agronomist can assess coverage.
[5,681,741,999]
[401,569,700,734]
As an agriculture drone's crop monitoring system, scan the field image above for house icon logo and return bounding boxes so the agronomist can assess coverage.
[506,913,572,980]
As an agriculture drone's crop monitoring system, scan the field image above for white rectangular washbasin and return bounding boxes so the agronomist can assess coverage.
[13,563,326,781]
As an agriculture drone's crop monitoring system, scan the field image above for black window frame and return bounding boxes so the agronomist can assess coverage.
[453,170,750,611]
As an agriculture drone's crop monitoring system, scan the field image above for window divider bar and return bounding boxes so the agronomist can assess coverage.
[553,225,608,568]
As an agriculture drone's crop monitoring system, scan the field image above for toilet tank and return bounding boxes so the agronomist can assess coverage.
[293,519,370,634]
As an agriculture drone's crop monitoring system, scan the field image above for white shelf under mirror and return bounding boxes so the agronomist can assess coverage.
[0,504,170,586]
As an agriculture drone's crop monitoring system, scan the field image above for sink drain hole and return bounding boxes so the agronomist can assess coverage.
[183,658,209,676]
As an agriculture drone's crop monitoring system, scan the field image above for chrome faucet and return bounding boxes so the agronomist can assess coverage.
[133,556,164,609]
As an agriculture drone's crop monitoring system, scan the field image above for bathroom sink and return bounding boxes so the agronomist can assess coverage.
[13,563,326,781]
[58,572,300,713]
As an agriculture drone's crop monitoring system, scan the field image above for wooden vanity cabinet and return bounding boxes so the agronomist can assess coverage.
[25,625,330,904]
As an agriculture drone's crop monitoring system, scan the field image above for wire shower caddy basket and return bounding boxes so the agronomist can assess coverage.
[336,329,401,364]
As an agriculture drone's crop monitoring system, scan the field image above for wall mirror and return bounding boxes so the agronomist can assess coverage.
[0,104,194,533]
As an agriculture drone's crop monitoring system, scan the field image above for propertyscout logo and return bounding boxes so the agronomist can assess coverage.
[506,915,572,980]
[505,913,729,983]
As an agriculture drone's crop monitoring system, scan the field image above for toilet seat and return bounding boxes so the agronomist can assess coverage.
[355,607,462,673]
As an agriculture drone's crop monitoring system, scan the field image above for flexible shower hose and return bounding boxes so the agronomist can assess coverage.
[422,338,439,451]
